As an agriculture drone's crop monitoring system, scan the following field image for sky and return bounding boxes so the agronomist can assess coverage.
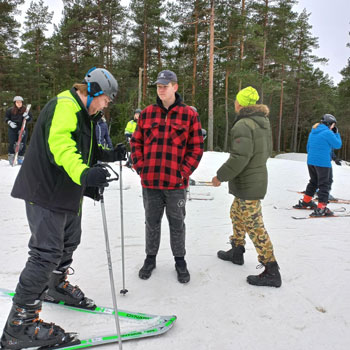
[1,152,350,350]
[19,0,350,85]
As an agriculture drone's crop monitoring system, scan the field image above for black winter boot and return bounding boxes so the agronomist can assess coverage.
[217,242,245,265]
[247,262,282,288]
[175,260,190,284]
[139,256,156,280]
[45,267,95,309]
[0,301,77,350]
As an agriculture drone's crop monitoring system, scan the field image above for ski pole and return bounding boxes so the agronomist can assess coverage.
[119,160,128,295]
[99,185,123,350]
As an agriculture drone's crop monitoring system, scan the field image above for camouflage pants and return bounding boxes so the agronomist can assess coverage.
[229,198,276,264]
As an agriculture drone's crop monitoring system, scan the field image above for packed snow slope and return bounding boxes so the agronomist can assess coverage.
[0,152,349,350]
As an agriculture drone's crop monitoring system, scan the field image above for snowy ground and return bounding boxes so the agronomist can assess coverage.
[1,152,350,350]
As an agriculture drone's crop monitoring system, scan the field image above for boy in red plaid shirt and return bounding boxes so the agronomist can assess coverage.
[130,70,204,283]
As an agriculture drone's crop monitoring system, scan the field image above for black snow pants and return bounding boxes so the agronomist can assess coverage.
[13,202,82,305]
[8,126,27,156]
[142,188,187,258]
[305,165,331,204]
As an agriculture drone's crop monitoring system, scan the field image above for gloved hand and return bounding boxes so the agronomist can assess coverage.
[82,167,111,187]
[335,159,342,166]
[332,126,338,133]
[8,121,17,129]
[23,112,30,120]
[114,143,127,161]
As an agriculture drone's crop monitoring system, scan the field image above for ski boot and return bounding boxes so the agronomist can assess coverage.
[293,199,317,210]
[217,241,245,265]
[44,266,96,310]
[0,301,78,350]
[175,259,190,284]
[17,156,24,165]
[310,206,334,217]
[247,261,282,288]
[139,256,156,280]
[8,154,14,166]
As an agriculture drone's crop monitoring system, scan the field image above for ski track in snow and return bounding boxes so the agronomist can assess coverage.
[1,152,350,350]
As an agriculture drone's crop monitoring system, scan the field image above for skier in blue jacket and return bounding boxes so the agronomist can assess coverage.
[294,114,342,216]
[96,116,113,149]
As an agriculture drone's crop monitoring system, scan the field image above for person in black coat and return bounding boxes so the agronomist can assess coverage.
[4,96,33,164]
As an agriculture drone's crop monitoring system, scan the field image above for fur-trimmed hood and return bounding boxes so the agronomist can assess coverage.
[234,104,270,129]
[239,104,270,118]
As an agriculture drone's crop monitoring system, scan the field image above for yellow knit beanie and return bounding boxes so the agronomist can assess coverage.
[236,86,259,107]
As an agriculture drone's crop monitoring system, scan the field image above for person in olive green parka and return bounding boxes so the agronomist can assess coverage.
[212,86,282,288]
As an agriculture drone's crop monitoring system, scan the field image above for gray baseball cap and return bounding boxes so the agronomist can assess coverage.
[155,70,177,85]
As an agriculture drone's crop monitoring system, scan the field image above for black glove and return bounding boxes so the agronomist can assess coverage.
[332,126,338,133]
[335,159,342,166]
[82,167,111,187]
[114,143,127,161]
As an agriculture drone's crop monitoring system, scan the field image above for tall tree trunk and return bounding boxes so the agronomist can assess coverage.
[260,0,268,103]
[292,47,302,152]
[157,26,162,70]
[224,68,229,152]
[142,21,148,101]
[277,63,284,152]
[97,0,104,66]
[224,34,233,152]
[208,0,215,151]
[238,0,245,91]
[191,1,199,106]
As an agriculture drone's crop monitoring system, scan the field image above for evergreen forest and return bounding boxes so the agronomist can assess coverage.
[1,0,350,160]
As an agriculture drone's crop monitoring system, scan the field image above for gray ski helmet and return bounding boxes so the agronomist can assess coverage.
[84,67,118,104]
[134,109,142,114]
[13,96,24,102]
[321,114,337,126]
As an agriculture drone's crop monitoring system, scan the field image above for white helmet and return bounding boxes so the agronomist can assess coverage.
[13,96,24,102]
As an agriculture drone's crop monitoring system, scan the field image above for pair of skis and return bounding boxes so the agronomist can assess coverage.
[284,190,350,219]
[287,189,350,205]
[0,288,176,349]
[12,104,31,167]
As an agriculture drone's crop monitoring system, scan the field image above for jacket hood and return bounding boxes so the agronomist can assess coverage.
[236,104,270,129]
[156,92,182,112]
[311,123,329,135]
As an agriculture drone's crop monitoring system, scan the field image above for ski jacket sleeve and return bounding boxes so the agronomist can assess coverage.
[328,131,342,150]
[105,132,113,149]
[217,120,254,182]
[125,120,136,134]
[96,123,103,145]
[181,113,204,178]
[4,108,12,123]
[130,119,144,173]
[24,110,33,124]
[48,98,89,186]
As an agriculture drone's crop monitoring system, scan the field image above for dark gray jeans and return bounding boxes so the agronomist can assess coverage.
[142,188,187,257]
[13,202,82,305]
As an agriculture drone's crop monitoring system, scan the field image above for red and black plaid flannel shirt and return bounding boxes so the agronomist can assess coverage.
[130,94,204,189]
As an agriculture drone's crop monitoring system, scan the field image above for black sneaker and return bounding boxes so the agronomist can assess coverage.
[175,261,190,284]
[139,257,156,280]
[293,199,317,209]
[247,262,282,288]
[310,207,334,217]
